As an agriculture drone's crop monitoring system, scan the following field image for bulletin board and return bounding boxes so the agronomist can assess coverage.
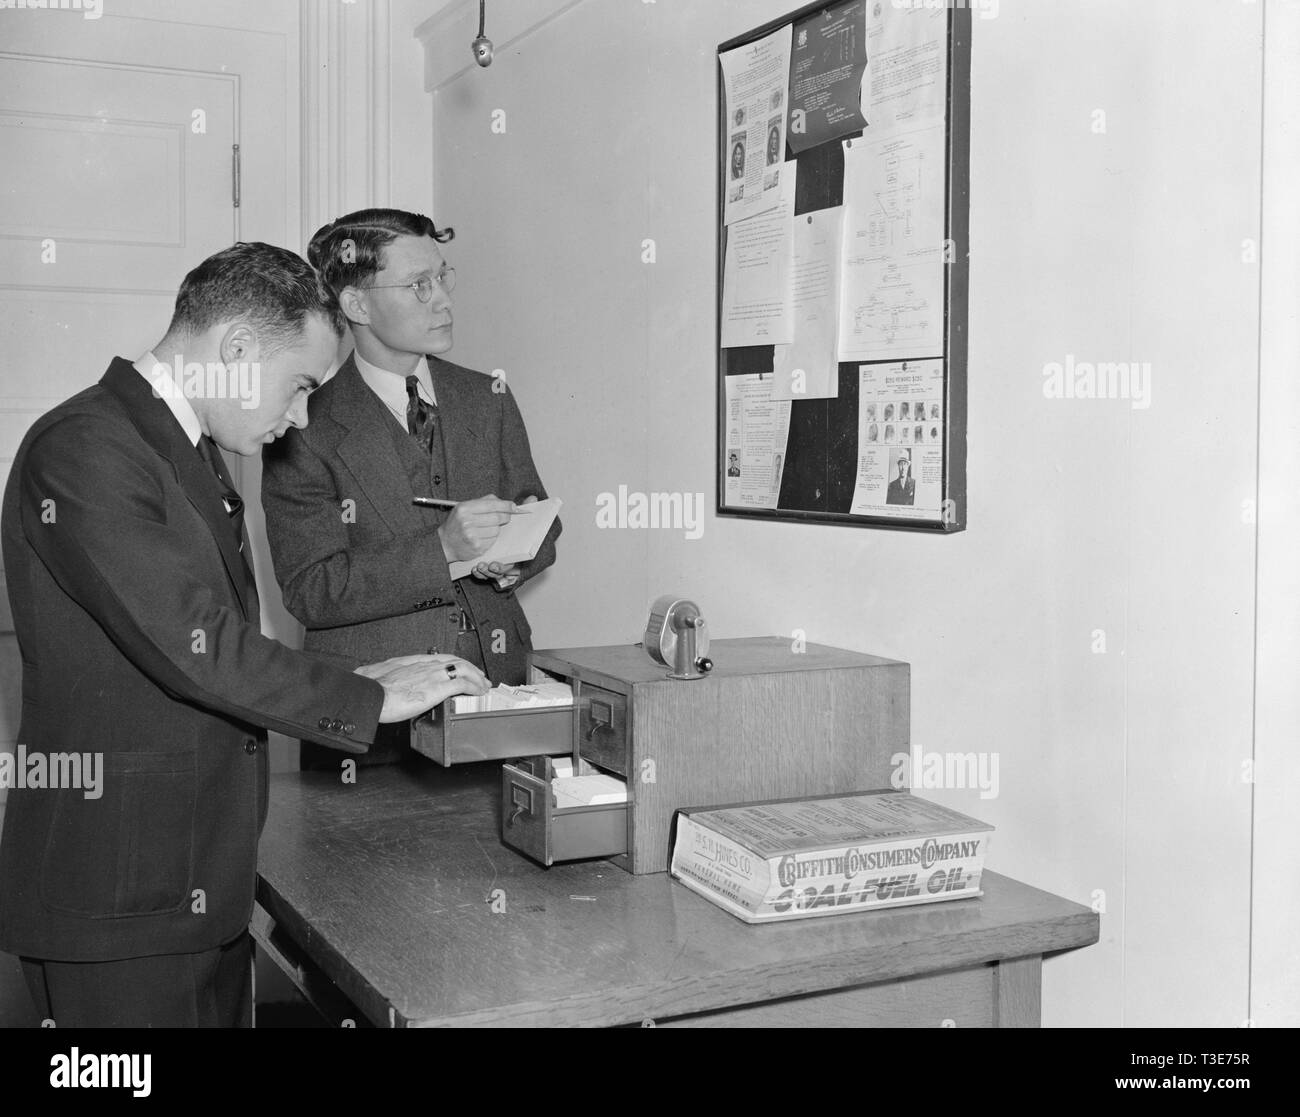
[716,1,970,532]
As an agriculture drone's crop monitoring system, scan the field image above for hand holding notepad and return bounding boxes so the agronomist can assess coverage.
[447,497,562,581]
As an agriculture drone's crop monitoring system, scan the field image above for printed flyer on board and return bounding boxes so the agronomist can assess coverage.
[850,358,945,518]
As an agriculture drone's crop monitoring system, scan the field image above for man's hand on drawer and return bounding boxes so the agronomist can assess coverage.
[355,654,491,722]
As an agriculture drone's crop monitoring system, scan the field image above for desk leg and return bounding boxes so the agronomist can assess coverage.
[992,956,1042,1027]
[250,940,257,1030]
[250,902,368,1027]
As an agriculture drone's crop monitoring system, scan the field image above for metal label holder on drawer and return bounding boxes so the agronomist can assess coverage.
[574,681,629,777]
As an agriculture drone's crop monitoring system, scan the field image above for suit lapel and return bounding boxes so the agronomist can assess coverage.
[329,357,424,537]
[329,354,489,524]
[100,359,255,620]
[428,357,484,500]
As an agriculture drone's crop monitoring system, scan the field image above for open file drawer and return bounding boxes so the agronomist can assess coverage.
[501,757,628,866]
[411,703,572,766]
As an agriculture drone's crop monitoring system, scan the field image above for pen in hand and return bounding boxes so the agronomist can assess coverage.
[411,497,458,509]
[412,497,533,513]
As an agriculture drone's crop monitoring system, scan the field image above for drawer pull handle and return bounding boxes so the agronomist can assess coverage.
[586,698,614,740]
[508,784,533,827]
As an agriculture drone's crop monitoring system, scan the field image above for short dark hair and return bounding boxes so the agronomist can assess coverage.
[307,208,454,295]
[168,242,344,353]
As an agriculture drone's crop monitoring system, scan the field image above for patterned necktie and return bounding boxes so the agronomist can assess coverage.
[196,436,245,552]
[406,374,437,454]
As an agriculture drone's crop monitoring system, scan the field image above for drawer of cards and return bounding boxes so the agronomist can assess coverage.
[500,756,628,866]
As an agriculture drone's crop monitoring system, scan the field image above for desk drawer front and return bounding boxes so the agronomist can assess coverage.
[501,762,628,866]
[412,705,572,766]
[576,684,629,776]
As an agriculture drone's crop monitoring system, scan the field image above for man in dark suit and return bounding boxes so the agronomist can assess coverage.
[262,209,560,768]
[0,242,489,1026]
[886,454,916,506]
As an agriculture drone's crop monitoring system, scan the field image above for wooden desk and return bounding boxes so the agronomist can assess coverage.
[254,764,1098,1028]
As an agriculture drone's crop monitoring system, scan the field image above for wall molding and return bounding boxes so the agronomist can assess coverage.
[300,0,392,246]
[1251,0,1300,1028]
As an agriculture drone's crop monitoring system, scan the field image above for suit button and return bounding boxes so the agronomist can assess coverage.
[448,611,459,626]
[243,739,258,755]
[330,719,344,732]
[343,723,356,735]
[318,717,332,730]
[433,475,443,485]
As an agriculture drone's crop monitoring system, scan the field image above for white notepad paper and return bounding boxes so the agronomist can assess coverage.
[448,498,562,580]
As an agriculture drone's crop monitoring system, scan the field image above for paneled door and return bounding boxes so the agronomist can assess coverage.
[0,3,295,779]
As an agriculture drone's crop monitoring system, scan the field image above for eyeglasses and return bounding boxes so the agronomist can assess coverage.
[364,265,456,303]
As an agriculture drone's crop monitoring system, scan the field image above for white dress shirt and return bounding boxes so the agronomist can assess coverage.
[135,352,236,530]
[353,350,436,429]
[134,351,202,447]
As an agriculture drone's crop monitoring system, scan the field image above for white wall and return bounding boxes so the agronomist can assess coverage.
[390,0,436,210]
[415,0,1276,1026]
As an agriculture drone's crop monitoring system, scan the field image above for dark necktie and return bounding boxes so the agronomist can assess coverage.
[196,435,245,553]
[406,374,438,454]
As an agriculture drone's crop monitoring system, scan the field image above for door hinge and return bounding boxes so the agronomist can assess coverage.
[232,143,241,209]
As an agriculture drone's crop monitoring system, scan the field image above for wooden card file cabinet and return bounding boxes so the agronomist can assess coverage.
[501,638,909,875]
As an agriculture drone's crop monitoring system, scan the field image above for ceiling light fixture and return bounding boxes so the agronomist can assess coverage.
[471,0,493,67]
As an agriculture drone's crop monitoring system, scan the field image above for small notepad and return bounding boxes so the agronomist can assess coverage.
[448,498,562,580]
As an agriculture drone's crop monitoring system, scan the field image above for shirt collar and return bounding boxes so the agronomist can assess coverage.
[133,351,203,447]
[353,350,436,415]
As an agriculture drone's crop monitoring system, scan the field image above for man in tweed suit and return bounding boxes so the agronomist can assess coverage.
[262,209,560,767]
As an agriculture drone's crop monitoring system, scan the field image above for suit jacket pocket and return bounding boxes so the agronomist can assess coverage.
[39,749,197,919]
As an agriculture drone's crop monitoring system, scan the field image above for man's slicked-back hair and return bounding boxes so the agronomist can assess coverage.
[307,208,453,296]
[167,241,344,354]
